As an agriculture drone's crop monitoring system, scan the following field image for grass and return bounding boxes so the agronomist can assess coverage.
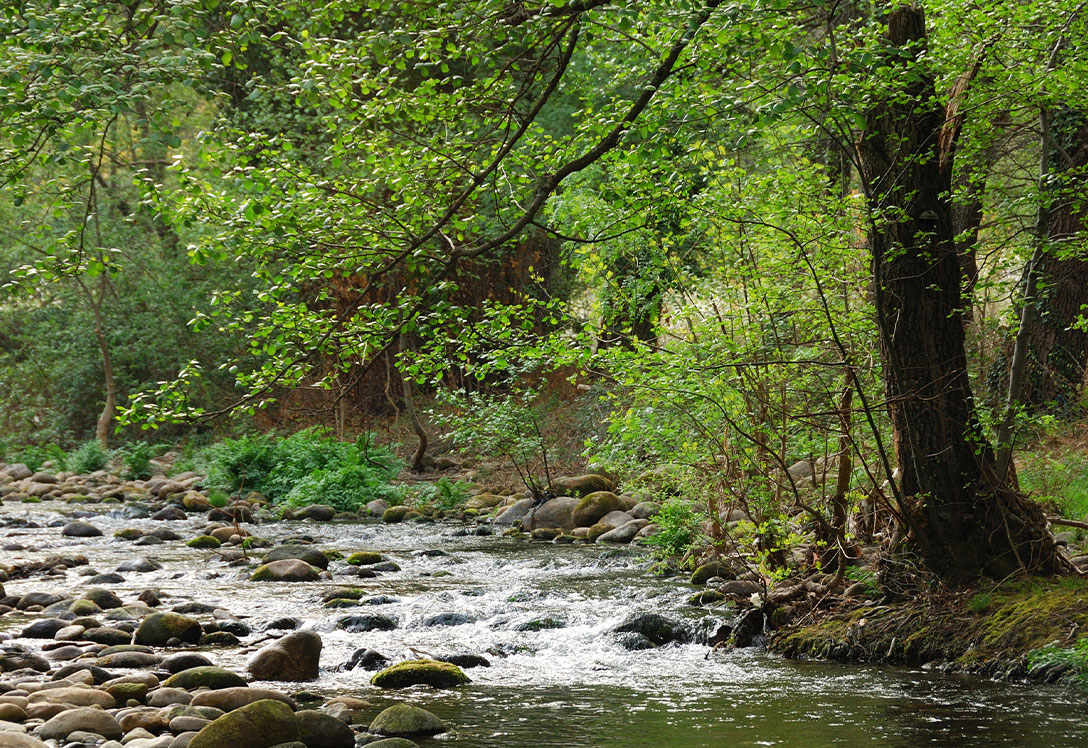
[1017,426,1088,521]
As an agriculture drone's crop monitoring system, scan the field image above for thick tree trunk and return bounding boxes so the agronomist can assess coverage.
[1020,113,1088,412]
[93,308,116,448]
[857,7,1065,582]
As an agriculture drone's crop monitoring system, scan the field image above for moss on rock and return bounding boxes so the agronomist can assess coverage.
[368,703,446,736]
[187,535,222,549]
[370,659,470,689]
[163,666,248,690]
[189,698,299,748]
[346,551,384,566]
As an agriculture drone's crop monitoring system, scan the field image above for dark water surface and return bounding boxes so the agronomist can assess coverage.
[2,502,1086,747]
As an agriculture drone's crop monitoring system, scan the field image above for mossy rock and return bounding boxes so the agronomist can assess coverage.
[68,598,103,616]
[320,587,363,602]
[115,528,144,540]
[346,551,384,566]
[687,589,728,606]
[381,506,412,523]
[586,523,611,541]
[463,493,504,510]
[323,598,360,609]
[163,666,248,690]
[188,535,222,549]
[189,698,299,748]
[370,659,470,689]
[135,612,202,646]
[366,739,420,748]
[264,545,330,570]
[571,491,627,527]
[691,560,737,586]
[552,473,615,497]
[250,559,321,582]
[530,528,562,541]
[105,682,148,703]
[368,703,446,736]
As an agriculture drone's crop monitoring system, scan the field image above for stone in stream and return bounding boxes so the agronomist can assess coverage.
[38,707,123,741]
[368,703,446,736]
[294,709,355,748]
[250,559,321,582]
[366,740,421,748]
[571,491,627,527]
[345,551,383,566]
[596,519,650,544]
[690,559,739,586]
[116,557,163,573]
[83,588,124,609]
[16,591,65,610]
[0,651,49,672]
[84,626,134,646]
[264,545,329,569]
[152,505,187,521]
[337,614,397,633]
[247,630,322,681]
[338,648,390,671]
[163,652,215,673]
[187,535,222,549]
[162,666,248,691]
[520,496,579,531]
[62,520,103,537]
[292,504,336,521]
[135,613,203,646]
[188,699,299,748]
[492,498,534,526]
[0,733,47,747]
[422,612,471,627]
[21,618,68,638]
[96,651,161,668]
[370,659,470,689]
[191,687,296,712]
[437,653,491,668]
[611,612,691,646]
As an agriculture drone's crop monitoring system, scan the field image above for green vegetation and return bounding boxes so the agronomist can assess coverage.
[67,440,109,474]
[1018,436,1088,521]
[186,428,403,512]
[642,500,707,561]
[1028,638,1088,689]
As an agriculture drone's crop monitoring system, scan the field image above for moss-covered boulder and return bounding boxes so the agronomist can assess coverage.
[264,545,330,570]
[250,559,321,582]
[690,560,738,586]
[571,491,626,527]
[368,703,446,736]
[381,505,412,523]
[522,496,579,531]
[189,699,299,748]
[552,473,615,496]
[68,598,102,616]
[370,659,469,689]
[463,493,505,510]
[188,535,222,549]
[83,588,123,609]
[586,523,612,541]
[163,666,248,690]
[135,612,202,646]
[366,740,420,748]
[345,551,384,566]
[115,528,144,540]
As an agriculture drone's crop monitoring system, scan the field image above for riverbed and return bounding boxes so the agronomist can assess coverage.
[2,501,1086,746]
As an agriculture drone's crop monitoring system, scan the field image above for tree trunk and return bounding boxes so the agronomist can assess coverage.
[1020,113,1088,413]
[397,332,428,471]
[93,306,116,448]
[857,6,1065,583]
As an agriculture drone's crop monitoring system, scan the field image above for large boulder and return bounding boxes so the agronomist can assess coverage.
[337,614,396,633]
[0,735,48,748]
[597,519,651,544]
[28,686,116,708]
[250,559,321,582]
[690,559,738,586]
[163,666,248,690]
[295,709,355,748]
[38,707,123,741]
[492,498,534,526]
[189,699,299,748]
[62,520,103,537]
[571,491,627,527]
[247,630,322,682]
[368,704,446,737]
[264,546,330,570]
[611,612,690,646]
[370,659,469,689]
[192,687,296,712]
[551,474,615,496]
[521,496,579,531]
[135,612,203,646]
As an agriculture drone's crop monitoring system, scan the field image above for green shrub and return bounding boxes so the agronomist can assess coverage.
[68,441,108,474]
[117,442,156,480]
[190,428,403,511]
[1028,637,1088,688]
[5,442,68,472]
[410,478,471,511]
[642,499,706,560]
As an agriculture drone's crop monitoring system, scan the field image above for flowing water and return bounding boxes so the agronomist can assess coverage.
[2,502,1087,747]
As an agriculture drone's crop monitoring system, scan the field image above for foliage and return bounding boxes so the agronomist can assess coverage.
[967,593,993,614]
[67,441,109,474]
[1028,637,1088,688]
[189,427,402,509]
[116,442,157,481]
[409,478,472,511]
[0,441,68,472]
[1018,443,1088,521]
[642,500,707,561]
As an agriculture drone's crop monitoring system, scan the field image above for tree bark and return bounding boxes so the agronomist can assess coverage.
[1020,113,1088,412]
[857,6,1065,582]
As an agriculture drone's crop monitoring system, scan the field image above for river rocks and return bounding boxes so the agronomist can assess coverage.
[293,504,336,522]
[463,493,504,510]
[117,557,163,573]
[0,734,47,747]
[337,614,396,633]
[492,498,534,526]
[84,588,124,609]
[186,535,221,549]
[422,612,471,627]
[521,496,578,531]
[571,491,626,527]
[264,546,329,570]
[345,551,383,566]
[370,659,469,689]
[163,652,214,673]
[551,474,614,496]
[597,519,650,544]
[163,666,248,690]
[611,612,691,646]
[369,704,446,737]
[247,631,321,681]
[39,707,123,741]
[191,687,296,712]
[691,560,738,586]
[630,501,659,519]
[250,559,321,582]
[28,685,116,708]
[188,699,299,748]
[21,618,68,638]
[135,613,203,646]
[437,653,490,668]
[294,709,354,748]
[97,651,161,668]
[62,520,103,537]
[381,505,414,523]
[338,648,390,671]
